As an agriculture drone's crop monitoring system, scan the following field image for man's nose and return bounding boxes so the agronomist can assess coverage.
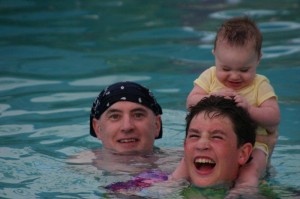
[121,115,134,132]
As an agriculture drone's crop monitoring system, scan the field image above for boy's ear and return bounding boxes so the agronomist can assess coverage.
[212,49,215,56]
[238,143,253,165]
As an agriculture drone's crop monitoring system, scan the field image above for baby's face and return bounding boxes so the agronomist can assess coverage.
[213,40,260,90]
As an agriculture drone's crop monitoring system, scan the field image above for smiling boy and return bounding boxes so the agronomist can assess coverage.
[173,95,256,188]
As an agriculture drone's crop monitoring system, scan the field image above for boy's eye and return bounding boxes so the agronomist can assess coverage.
[188,133,200,139]
[211,132,225,140]
[222,67,230,71]
[212,135,223,139]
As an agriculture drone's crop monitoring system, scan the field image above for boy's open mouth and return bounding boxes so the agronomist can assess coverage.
[194,158,216,172]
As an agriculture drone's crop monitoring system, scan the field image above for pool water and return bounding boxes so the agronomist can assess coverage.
[1,0,300,198]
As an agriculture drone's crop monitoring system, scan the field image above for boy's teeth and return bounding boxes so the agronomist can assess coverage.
[195,158,215,164]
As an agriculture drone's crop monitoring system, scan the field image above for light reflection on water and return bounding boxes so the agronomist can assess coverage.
[1,0,300,198]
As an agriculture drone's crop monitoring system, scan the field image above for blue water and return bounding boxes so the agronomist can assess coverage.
[1,0,300,198]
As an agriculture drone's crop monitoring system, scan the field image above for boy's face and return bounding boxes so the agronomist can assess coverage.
[184,112,251,187]
[213,40,261,90]
[93,101,161,154]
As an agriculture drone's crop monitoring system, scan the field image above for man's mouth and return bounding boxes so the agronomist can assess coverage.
[118,138,139,143]
[194,158,216,173]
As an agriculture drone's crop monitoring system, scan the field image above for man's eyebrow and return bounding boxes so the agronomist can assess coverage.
[104,107,148,115]
[105,108,122,114]
[131,107,148,112]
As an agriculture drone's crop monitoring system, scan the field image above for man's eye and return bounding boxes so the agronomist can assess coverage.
[134,112,145,119]
[109,114,120,120]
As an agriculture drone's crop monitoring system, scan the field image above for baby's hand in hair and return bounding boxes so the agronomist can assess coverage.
[233,94,250,111]
[211,88,237,98]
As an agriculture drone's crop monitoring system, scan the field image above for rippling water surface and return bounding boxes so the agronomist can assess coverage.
[1,0,300,198]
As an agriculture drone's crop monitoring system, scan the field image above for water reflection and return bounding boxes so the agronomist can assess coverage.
[0,77,59,91]
[0,124,34,136]
[31,92,96,102]
[260,21,300,32]
[263,45,300,59]
[1,0,300,198]
[210,9,277,19]
[69,75,151,86]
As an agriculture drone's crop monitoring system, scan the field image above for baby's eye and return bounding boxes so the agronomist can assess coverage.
[222,67,230,72]
[240,68,249,72]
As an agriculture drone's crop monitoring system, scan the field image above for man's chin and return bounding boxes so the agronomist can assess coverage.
[108,148,153,156]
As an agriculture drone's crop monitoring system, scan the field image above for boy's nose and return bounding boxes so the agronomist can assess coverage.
[196,137,211,151]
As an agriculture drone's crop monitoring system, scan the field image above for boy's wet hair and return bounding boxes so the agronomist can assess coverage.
[186,95,257,147]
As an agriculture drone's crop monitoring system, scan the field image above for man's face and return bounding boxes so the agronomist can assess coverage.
[184,112,248,187]
[93,101,160,154]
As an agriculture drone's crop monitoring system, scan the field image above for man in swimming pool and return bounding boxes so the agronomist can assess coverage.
[90,81,163,154]
[69,81,164,173]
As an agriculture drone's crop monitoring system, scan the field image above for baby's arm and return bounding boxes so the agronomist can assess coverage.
[234,96,280,133]
[187,85,237,109]
[186,85,209,109]
[249,97,280,133]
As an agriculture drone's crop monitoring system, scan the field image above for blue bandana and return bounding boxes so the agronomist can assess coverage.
[90,81,163,139]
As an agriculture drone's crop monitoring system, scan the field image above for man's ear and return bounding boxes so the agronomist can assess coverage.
[92,118,102,140]
[238,143,253,165]
[154,115,161,138]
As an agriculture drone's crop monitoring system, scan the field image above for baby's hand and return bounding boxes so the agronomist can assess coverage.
[233,94,250,111]
[211,88,236,98]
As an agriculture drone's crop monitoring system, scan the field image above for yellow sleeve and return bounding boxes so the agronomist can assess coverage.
[193,66,214,93]
[256,75,277,105]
